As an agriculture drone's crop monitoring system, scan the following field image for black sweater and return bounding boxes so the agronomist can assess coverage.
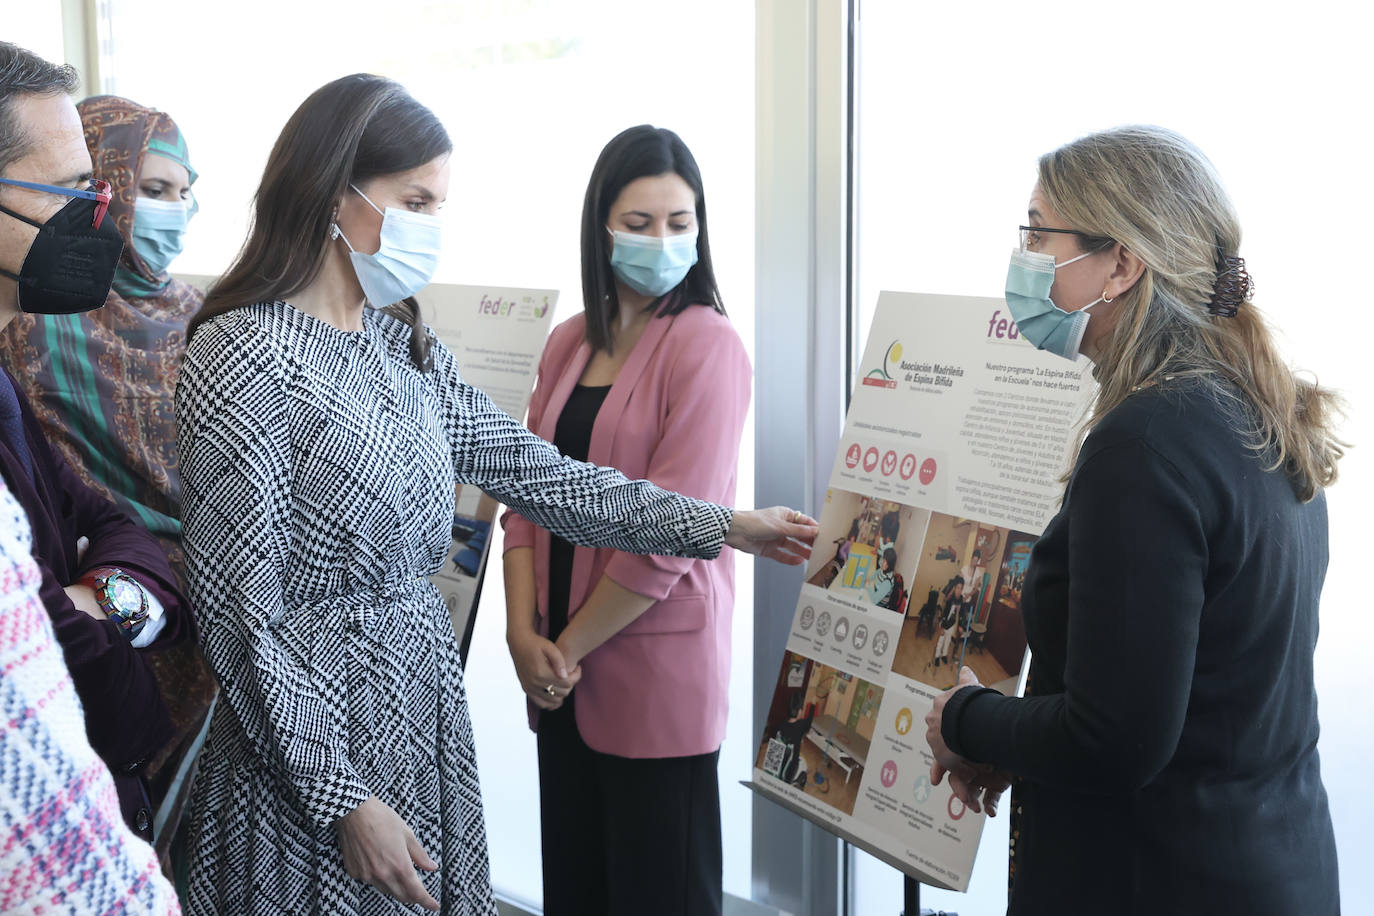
[943,380,1339,915]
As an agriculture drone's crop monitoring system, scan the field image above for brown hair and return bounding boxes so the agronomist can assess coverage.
[579,125,724,353]
[190,74,451,369]
[1040,125,1345,501]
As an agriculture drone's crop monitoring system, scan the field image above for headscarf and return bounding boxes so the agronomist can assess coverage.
[0,97,217,820]
[0,95,203,552]
[78,95,198,298]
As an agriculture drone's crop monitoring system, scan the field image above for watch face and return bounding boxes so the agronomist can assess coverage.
[108,576,147,620]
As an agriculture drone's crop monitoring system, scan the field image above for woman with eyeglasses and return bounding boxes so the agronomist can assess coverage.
[176,78,813,915]
[501,125,749,916]
[925,126,1343,915]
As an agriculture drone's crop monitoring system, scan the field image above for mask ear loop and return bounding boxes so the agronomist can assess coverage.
[348,183,385,216]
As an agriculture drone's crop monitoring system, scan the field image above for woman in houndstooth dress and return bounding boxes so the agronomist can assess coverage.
[177,76,811,915]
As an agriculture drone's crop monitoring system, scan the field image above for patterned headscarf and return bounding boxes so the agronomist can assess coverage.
[0,99,217,837]
[77,95,197,298]
[0,95,204,547]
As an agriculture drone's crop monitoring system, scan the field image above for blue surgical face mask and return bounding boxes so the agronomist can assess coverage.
[334,184,442,306]
[130,196,194,276]
[1004,247,1107,361]
[608,229,698,297]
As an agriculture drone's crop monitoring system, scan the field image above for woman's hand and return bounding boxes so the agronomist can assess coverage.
[508,628,581,710]
[726,507,818,565]
[553,633,583,677]
[924,666,1011,814]
[948,764,1012,817]
[926,666,980,775]
[924,667,1013,815]
[336,797,440,911]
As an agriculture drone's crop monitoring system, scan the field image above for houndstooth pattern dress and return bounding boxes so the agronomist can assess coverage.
[176,302,731,915]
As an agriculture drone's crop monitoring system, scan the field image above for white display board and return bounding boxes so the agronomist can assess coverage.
[748,291,1094,890]
[421,284,557,648]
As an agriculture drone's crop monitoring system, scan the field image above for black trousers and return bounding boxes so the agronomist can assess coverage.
[536,698,723,916]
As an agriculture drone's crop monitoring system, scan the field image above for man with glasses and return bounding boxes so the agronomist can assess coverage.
[0,41,188,847]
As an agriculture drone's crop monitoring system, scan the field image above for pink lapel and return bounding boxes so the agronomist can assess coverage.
[566,312,678,614]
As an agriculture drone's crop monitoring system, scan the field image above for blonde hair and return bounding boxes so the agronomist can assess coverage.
[1039,125,1345,501]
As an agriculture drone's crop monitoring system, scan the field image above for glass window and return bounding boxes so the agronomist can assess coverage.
[855,2,1372,913]
[102,0,756,907]
[6,5,66,68]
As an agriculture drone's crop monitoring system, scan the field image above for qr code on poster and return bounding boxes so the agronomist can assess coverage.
[763,737,787,777]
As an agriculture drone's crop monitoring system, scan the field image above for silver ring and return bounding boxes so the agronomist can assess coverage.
[544,684,558,697]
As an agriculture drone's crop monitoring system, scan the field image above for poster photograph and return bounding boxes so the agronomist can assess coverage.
[803,489,931,615]
[756,652,886,818]
[890,512,1033,695]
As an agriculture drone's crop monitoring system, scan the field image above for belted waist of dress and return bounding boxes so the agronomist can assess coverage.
[354,575,431,602]
[290,575,432,617]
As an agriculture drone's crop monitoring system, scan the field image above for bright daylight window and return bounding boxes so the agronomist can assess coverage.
[101,0,756,908]
[855,1,1372,913]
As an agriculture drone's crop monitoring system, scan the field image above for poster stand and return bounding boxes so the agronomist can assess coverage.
[903,874,957,916]
[747,291,1094,900]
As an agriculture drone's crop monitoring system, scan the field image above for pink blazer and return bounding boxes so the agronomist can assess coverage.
[501,305,751,758]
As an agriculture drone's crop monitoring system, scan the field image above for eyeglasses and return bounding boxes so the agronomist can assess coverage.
[1018,224,1112,253]
[0,177,113,229]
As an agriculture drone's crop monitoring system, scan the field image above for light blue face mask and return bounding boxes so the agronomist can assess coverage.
[334,184,442,306]
[1003,247,1108,361]
[608,229,698,297]
[130,196,194,276]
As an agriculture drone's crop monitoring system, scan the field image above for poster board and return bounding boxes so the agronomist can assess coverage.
[420,284,557,654]
[747,292,1094,890]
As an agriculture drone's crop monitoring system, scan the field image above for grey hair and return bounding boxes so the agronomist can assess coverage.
[0,42,80,176]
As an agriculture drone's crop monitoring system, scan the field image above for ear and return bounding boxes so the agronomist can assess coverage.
[1106,243,1146,299]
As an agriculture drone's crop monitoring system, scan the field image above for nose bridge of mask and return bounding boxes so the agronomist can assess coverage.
[380,206,442,247]
[134,195,191,227]
[1006,248,1056,300]
[610,229,698,265]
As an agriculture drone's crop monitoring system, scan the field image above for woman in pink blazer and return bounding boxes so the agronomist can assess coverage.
[502,126,750,916]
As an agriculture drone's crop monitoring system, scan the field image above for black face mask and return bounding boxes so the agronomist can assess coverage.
[0,193,123,315]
